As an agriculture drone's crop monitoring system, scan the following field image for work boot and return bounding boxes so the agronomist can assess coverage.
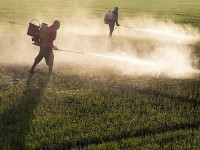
[109,32,112,38]
[30,61,37,75]
[29,69,34,75]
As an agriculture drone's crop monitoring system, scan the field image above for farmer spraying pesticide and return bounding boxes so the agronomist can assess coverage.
[29,20,60,76]
[104,7,120,37]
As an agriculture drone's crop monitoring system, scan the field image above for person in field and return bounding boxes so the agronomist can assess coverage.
[29,20,60,76]
[104,7,120,37]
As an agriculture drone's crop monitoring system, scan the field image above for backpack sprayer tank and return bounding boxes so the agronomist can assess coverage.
[104,10,114,24]
[27,19,48,46]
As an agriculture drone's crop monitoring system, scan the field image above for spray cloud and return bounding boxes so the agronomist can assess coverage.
[0,8,199,78]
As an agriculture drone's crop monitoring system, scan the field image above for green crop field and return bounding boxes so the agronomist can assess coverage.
[0,0,200,149]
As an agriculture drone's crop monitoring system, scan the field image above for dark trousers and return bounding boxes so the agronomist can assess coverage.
[109,23,115,37]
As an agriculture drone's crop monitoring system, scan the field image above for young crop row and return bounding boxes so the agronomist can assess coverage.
[0,65,199,149]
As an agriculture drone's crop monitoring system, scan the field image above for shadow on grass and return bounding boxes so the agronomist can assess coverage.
[31,80,199,149]
[0,74,49,149]
[132,86,200,107]
[95,80,200,106]
[55,80,198,149]
[56,121,200,149]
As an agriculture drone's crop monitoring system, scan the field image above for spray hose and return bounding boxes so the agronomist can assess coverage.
[120,25,137,29]
[114,25,136,31]
[56,49,84,54]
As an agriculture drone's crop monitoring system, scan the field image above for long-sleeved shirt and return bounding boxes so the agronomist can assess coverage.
[112,11,119,26]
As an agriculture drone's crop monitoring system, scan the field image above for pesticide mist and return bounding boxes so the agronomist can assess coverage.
[0,11,200,78]
[56,14,200,78]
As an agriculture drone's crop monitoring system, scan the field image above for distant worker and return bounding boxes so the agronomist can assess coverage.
[29,20,60,76]
[104,7,120,37]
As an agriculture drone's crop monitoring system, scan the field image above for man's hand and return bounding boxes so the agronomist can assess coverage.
[53,46,59,50]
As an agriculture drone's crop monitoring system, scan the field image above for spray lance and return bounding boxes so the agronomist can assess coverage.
[55,49,84,54]
[114,24,141,31]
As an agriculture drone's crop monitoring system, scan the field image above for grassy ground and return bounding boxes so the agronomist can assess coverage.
[0,0,200,149]
[1,0,200,27]
[0,65,199,149]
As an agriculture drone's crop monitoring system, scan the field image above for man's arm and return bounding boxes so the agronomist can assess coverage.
[52,45,58,50]
[50,29,58,50]
[115,14,120,26]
